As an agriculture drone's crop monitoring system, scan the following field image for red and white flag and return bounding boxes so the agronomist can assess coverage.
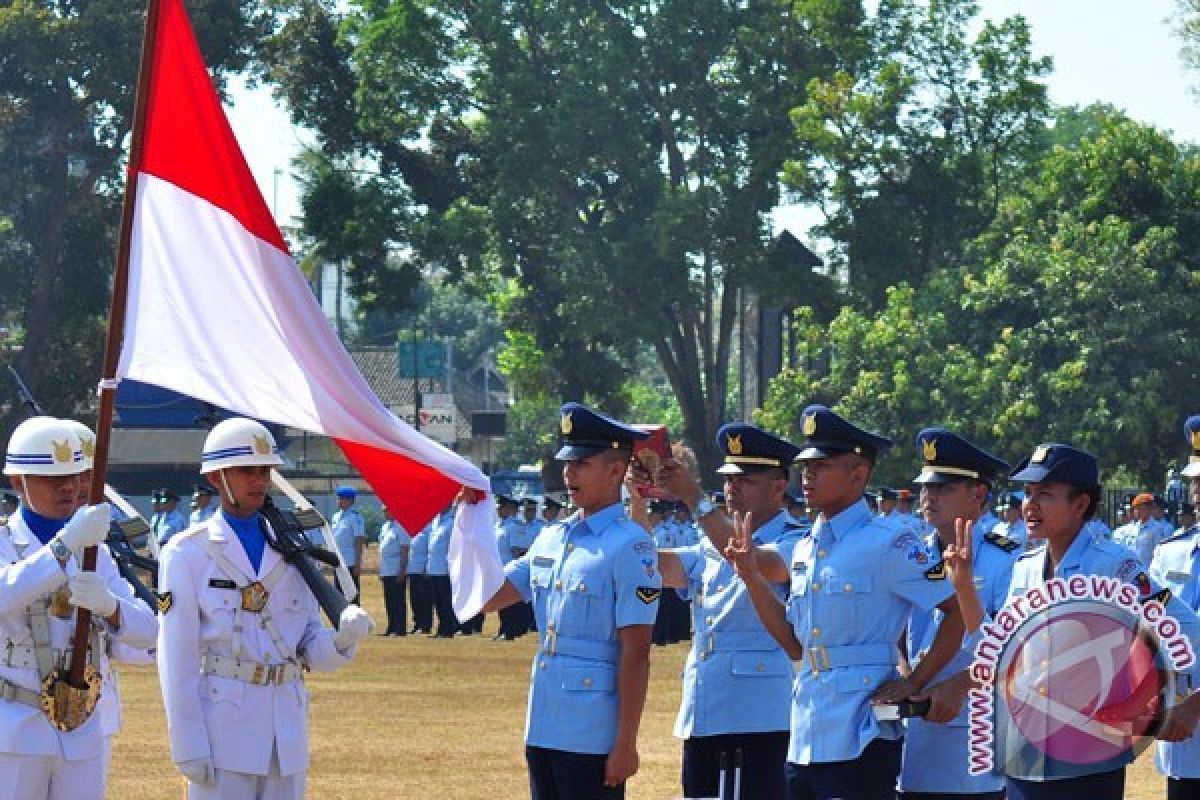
[116,0,502,617]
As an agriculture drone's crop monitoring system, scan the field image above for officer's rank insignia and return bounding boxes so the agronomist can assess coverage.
[727,434,743,455]
[157,591,173,614]
[51,439,72,463]
[635,587,661,604]
[253,435,271,455]
[922,438,937,463]
[924,562,946,581]
[208,578,237,589]
[1032,445,1050,463]
[983,532,1020,553]
[1147,588,1172,606]
[802,413,817,437]
[560,412,573,435]
[240,581,269,612]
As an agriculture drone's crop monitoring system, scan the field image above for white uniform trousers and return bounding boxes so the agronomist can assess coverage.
[0,750,106,800]
[187,747,303,800]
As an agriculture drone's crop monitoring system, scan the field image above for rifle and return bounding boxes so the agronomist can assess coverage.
[106,517,160,609]
[258,495,349,627]
[8,364,44,416]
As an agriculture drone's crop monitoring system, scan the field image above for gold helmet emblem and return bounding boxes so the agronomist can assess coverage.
[1191,429,1200,452]
[253,435,271,455]
[80,436,95,460]
[727,434,743,455]
[51,439,72,464]
[1032,445,1051,464]
[802,413,817,437]
[922,438,937,463]
[561,412,573,435]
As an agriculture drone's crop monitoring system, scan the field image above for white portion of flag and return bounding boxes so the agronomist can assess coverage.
[449,500,504,620]
[119,174,487,492]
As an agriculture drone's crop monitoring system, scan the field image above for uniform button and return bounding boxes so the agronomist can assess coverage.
[1040,659,1048,670]
[705,616,714,626]
[756,663,765,672]
[817,550,827,558]
[554,580,563,590]
[862,677,870,685]
[566,543,575,552]
[582,677,593,687]
[577,583,586,593]
[811,627,821,637]
[811,582,821,592]
[539,660,546,670]
[843,583,853,593]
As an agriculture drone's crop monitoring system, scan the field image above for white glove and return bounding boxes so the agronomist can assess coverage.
[333,605,374,653]
[176,757,215,785]
[55,503,111,556]
[67,571,118,618]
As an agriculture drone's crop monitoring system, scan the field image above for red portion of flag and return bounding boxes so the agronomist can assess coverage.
[138,0,288,253]
[335,438,462,536]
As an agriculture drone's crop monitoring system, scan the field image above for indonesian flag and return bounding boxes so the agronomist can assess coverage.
[115,0,502,617]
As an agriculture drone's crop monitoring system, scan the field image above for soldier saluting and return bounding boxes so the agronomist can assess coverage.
[156,418,373,798]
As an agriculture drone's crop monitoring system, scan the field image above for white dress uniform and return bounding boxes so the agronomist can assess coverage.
[157,513,357,799]
[0,511,158,800]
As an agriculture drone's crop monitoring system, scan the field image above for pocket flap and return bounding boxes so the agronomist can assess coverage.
[730,652,789,677]
[561,666,616,692]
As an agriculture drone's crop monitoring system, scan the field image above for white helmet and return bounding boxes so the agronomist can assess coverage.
[59,419,97,470]
[4,416,85,477]
[200,418,283,474]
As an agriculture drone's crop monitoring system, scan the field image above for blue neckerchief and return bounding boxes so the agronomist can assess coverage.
[21,507,69,545]
[222,510,265,573]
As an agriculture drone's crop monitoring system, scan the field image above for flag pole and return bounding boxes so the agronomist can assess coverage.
[68,0,163,688]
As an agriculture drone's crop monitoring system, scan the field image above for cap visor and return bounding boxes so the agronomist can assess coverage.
[1009,464,1051,483]
[555,444,605,461]
[716,463,745,475]
[795,443,853,461]
[1182,464,1200,478]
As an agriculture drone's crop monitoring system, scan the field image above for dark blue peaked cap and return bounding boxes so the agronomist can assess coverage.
[1010,443,1099,486]
[555,402,648,461]
[1182,415,1200,478]
[794,405,892,462]
[715,423,800,475]
[914,428,1010,484]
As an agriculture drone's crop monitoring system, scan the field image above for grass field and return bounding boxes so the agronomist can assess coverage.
[107,554,1168,798]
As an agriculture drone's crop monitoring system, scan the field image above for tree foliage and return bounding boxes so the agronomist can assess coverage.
[761,110,1200,486]
[0,1,270,429]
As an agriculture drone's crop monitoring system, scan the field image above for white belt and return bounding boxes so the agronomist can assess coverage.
[0,677,41,709]
[202,653,303,686]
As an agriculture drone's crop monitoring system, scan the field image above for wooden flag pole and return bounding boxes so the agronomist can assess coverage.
[66,0,163,690]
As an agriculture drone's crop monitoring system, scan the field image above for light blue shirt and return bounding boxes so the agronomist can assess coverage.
[901,520,1019,794]
[155,508,188,546]
[652,521,679,549]
[506,518,535,554]
[407,525,430,575]
[378,520,410,577]
[189,504,217,527]
[672,510,805,738]
[331,507,365,568]
[1113,520,1160,565]
[426,511,454,575]
[1151,525,1200,779]
[786,498,953,765]
[505,502,660,754]
[495,516,521,565]
[1000,528,1200,782]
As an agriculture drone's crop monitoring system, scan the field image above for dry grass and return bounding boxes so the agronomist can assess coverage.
[108,556,1167,799]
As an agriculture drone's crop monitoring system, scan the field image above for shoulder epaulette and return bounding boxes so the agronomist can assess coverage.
[1017,543,1045,560]
[984,532,1020,553]
[1159,526,1200,546]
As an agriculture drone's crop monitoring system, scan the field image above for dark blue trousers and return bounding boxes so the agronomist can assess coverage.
[1168,776,1200,800]
[785,736,902,800]
[526,746,623,800]
[682,730,789,799]
[899,792,1003,799]
[1005,767,1124,800]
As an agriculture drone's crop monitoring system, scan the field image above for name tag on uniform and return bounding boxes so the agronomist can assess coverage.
[792,563,807,574]
[1166,571,1192,583]
[208,579,237,590]
[532,556,555,567]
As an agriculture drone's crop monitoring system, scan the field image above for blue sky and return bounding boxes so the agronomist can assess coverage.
[226,0,1200,235]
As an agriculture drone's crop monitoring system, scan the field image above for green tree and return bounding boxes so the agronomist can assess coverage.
[0,1,269,429]
[761,111,1200,486]
[785,0,1051,306]
[261,0,865,471]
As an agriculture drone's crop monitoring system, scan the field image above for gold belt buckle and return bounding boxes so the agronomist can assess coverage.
[240,581,269,613]
[807,645,830,674]
[250,662,267,684]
